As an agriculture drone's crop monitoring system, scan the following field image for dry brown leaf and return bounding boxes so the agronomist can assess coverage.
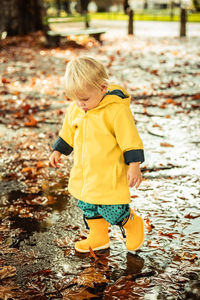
[54,238,70,248]
[63,286,96,300]
[76,267,109,288]
[145,216,154,233]
[0,285,20,300]
[160,142,174,147]
[0,266,16,279]
[89,246,98,262]
[2,78,10,84]
[184,213,200,219]
[158,231,176,239]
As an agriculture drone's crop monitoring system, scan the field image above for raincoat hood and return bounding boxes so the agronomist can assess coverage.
[97,85,131,109]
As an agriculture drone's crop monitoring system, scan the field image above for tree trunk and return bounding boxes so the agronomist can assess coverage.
[80,0,89,14]
[123,0,130,14]
[55,0,61,17]
[0,0,46,36]
[180,8,187,37]
[128,9,134,35]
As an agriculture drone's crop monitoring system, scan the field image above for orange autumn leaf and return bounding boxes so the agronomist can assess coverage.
[13,91,20,96]
[13,112,23,119]
[2,78,10,84]
[177,252,198,262]
[158,231,176,239]
[109,55,115,62]
[36,161,43,169]
[47,195,57,204]
[21,167,34,173]
[188,254,197,261]
[145,216,154,233]
[160,142,174,147]
[24,115,38,127]
[165,98,175,104]
[160,104,166,109]
[22,104,31,113]
[89,246,98,263]
[192,93,200,100]
[150,69,159,75]
[31,78,36,87]
[45,90,56,96]
[153,124,162,128]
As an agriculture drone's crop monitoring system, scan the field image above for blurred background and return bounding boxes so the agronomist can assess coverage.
[0,0,199,39]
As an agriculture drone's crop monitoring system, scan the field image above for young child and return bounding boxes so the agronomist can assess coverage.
[50,56,145,253]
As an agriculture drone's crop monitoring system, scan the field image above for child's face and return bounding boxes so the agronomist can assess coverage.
[75,85,107,112]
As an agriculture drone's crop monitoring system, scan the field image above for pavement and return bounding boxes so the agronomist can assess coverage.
[50,19,200,38]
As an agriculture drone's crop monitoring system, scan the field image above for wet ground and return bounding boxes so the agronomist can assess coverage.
[0,32,200,299]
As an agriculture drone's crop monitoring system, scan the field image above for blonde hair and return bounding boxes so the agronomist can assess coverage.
[64,56,109,100]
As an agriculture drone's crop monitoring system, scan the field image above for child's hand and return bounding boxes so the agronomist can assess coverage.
[49,151,62,168]
[127,162,142,188]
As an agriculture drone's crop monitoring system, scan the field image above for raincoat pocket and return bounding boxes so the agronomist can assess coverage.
[112,163,128,189]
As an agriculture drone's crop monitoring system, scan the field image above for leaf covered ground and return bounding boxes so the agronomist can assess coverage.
[0,32,200,299]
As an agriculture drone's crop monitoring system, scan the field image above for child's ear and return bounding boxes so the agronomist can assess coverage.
[101,84,107,93]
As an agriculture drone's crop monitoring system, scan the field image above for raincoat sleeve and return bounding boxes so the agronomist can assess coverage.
[52,107,74,156]
[113,105,145,164]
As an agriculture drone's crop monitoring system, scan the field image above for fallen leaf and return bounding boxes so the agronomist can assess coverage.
[0,266,16,279]
[2,78,10,84]
[24,115,38,127]
[165,98,176,104]
[145,216,154,233]
[89,246,98,262]
[175,252,198,262]
[54,238,70,248]
[158,231,176,239]
[36,161,43,169]
[76,267,109,288]
[21,167,34,174]
[192,93,200,100]
[160,142,174,147]
[184,213,200,219]
[0,285,20,299]
[63,286,96,300]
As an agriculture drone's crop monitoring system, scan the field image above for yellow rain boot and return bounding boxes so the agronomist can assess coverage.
[122,209,144,251]
[75,217,110,253]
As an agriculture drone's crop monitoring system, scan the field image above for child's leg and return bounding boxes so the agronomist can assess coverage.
[75,201,110,253]
[98,204,144,251]
[78,200,100,219]
[97,204,130,225]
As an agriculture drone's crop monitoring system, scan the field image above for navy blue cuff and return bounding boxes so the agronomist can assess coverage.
[124,149,145,165]
[52,137,73,156]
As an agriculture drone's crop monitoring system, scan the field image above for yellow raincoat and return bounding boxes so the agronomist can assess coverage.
[59,85,144,205]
